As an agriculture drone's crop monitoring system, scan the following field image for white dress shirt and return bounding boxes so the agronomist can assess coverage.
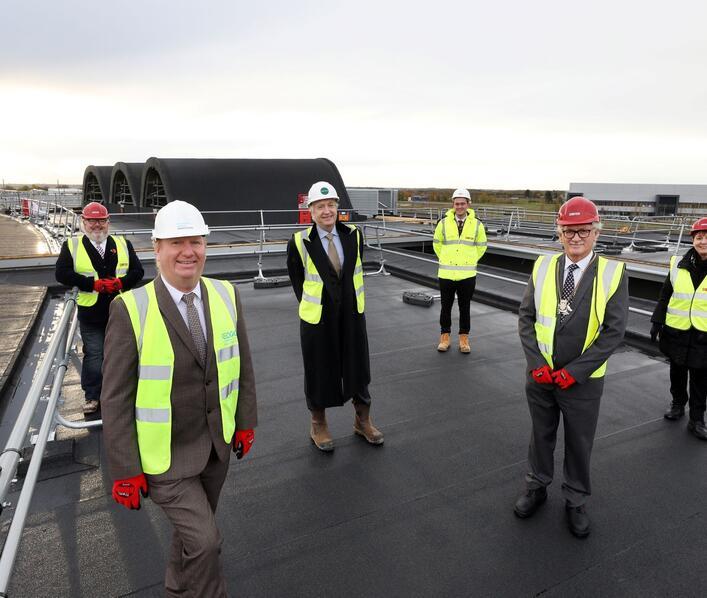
[161,276,207,338]
[318,226,345,267]
[91,239,107,256]
[563,251,594,289]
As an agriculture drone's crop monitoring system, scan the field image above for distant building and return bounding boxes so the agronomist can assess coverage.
[568,182,707,217]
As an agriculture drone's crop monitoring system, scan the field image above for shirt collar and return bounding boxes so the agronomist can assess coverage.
[565,251,594,272]
[161,275,202,305]
[318,226,339,240]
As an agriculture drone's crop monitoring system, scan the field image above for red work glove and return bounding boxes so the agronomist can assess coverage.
[552,368,576,390]
[106,277,123,294]
[531,365,554,384]
[93,279,110,293]
[112,473,148,510]
[233,429,255,459]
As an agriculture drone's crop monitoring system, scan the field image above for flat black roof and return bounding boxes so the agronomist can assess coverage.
[6,274,706,597]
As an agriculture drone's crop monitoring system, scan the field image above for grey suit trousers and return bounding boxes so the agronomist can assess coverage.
[524,376,604,507]
[148,448,230,598]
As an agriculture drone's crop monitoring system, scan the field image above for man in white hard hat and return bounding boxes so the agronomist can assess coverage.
[55,201,144,414]
[101,200,258,597]
[286,181,384,451]
[433,188,487,353]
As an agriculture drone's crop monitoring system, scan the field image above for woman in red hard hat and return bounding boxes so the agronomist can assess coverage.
[650,217,707,440]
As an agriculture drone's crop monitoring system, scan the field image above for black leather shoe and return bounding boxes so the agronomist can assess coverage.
[664,404,685,420]
[687,419,707,440]
[513,488,547,518]
[566,504,590,538]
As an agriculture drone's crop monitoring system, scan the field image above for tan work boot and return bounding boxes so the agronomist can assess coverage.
[437,333,451,352]
[353,403,384,445]
[459,333,471,354]
[310,409,334,452]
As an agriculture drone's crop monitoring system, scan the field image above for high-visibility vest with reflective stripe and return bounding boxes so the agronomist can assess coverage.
[67,234,129,307]
[532,254,625,378]
[117,277,240,475]
[433,209,487,280]
[293,226,365,324]
[665,255,707,331]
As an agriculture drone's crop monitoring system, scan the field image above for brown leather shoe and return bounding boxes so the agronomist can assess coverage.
[437,333,450,352]
[353,403,384,445]
[310,410,334,451]
[459,333,471,354]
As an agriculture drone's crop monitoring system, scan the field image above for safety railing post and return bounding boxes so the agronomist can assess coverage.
[505,212,513,241]
[675,223,685,255]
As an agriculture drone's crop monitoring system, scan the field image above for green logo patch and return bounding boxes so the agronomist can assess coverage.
[320,187,329,195]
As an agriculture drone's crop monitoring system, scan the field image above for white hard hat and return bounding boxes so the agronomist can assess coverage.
[452,188,471,201]
[306,181,339,208]
[151,200,210,240]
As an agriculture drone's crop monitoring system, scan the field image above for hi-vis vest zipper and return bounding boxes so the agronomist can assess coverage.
[294,226,365,324]
[532,254,624,378]
[117,278,240,475]
[433,209,487,280]
[665,254,707,331]
[68,234,129,307]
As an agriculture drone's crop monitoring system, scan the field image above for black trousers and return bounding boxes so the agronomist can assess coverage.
[669,360,707,422]
[439,277,476,334]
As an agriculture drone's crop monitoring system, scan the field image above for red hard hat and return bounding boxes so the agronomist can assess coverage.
[82,202,108,219]
[556,196,600,226]
[691,217,707,234]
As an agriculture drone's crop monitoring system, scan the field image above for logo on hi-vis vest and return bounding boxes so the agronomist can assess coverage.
[222,330,237,342]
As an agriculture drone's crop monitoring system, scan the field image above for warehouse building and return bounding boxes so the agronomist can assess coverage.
[568,182,707,217]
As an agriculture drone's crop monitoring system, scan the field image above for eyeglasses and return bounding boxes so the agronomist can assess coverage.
[83,218,108,225]
[561,228,593,239]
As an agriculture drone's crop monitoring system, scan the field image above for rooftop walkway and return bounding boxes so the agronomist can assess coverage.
[4,275,705,597]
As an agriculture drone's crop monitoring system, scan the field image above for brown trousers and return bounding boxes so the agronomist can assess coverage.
[148,449,230,597]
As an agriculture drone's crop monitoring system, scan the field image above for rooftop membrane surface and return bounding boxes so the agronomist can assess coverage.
[3,274,705,597]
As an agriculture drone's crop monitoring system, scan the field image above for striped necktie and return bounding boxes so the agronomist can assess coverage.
[96,243,105,259]
[182,292,207,365]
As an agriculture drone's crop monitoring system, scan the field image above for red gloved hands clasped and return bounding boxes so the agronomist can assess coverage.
[531,365,554,384]
[93,278,122,294]
[552,368,576,390]
[106,277,123,293]
[112,473,148,510]
[233,429,255,459]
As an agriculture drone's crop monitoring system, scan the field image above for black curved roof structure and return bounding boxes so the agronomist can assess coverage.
[110,162,144,207]
[140,158,352,224]
[82,165,112,205]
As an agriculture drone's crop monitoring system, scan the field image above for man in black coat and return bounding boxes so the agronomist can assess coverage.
[55,202,144,414]
[286,181,383,452]
[650,217,707,440]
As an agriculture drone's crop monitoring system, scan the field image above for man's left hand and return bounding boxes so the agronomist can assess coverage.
[233,429,255,459]
[106,277,123,294]
[552,368,576,390]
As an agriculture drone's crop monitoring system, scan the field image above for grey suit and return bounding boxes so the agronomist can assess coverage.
[101,275,257,597]
[518,255,628,506]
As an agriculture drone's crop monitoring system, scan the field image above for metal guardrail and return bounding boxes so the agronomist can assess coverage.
[0,289,80,595]
[361,223,653,317]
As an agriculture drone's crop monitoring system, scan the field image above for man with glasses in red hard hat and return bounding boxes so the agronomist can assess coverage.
[55,201,144,414]
[650,217,707,440]
[514,196,628,538]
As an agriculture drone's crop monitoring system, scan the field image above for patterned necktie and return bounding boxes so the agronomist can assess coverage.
[325,233,341,276]
[559,263,580,322]
[96,243,105,259]
[182,292,207,365]
[457,218,465,236]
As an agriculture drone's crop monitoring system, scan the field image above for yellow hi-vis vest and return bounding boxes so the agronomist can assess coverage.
[665,255,707,331]
[293,225,365,325]
[117,277,240,475]
[433,209,487,280]
[68,234,129,307]
[532,254,624,378]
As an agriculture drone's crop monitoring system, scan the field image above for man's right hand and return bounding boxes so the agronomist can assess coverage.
[650,322,662,343]
[531,365,553,384]
[93,279,111,294]
[112,473,148,510]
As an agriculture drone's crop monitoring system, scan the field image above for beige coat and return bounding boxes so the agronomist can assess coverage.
[101,275,257,482]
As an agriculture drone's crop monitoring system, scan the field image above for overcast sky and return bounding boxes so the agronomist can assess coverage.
[1,0,706,189]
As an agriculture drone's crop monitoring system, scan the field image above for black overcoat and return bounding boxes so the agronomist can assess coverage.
[651,247,707,369]
[286,221,371,410]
